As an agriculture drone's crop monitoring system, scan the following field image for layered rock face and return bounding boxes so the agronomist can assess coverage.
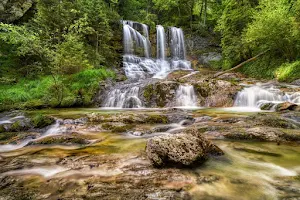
[146,129,223,167]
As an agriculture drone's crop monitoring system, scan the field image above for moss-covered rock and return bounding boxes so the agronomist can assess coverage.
[31,114,55,128]
[10,121,23,132]
[144,115,168,124]
[146,128,223,167]
[0,125,5,133]
[102,122,134,133]
[260,102,275,110]
[29,133,90,145]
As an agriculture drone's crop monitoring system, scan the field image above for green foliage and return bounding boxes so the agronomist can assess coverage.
[53,33,92,75]
[0,69,115,111]
[275,61,300,82]
[243,0,300,61]
[216,0,256,69]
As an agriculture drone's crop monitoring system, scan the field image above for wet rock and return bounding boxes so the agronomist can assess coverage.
[251,113,300,129]
[225,127,283,142]
[28,133,91,146]
[102,122,134,133]
[291,79,300,86]
[151,125,175,133]
[195,116,212,123]
[259,102,275,110]
[275,102,298,112]
[31,115,55,128]
[144,115,169,124]
[142,81,179,107]
[146,129,223,167]
[61,118,88,125]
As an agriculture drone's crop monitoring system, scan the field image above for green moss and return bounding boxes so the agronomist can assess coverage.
[102,123,134,132]
[111,125,134,133]
[194,84,210,97]
[10,121,23,132]
[143,85,154,102]
[0,132,19,141]
[31,114,55,128]
[102,123,113,130]
[260,103,274,110]
[32,136,88,145]
[145,115,168,124]
[0,125,5,133]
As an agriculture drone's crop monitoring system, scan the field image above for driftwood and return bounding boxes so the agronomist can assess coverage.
[214,49,270,78]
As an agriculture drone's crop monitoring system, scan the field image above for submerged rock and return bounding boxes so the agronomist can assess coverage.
[146,129,223,167]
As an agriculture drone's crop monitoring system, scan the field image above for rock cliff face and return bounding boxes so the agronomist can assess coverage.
[0,0,35,23]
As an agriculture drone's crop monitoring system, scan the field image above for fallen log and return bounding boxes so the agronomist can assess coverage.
[214,49,270,78]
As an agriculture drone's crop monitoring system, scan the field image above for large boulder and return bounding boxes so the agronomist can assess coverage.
[146,129,223,167]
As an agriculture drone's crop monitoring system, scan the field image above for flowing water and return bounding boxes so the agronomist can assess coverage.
[103,86,142,108]
[234,84,300,109]
[175,84,198,108]
[0,108,300,199]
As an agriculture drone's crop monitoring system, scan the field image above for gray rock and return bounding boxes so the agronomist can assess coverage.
[146,129,223,167]
[291,79,300,86]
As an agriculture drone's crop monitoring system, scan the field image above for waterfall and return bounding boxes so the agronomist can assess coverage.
[103,86,142,108]
[234,85,300,108]
[121,21,192,80]
[170,27,186,60]
[123,23,150,58]
[157,25,166,60]
[103,21,194,108]
[175,85,198,107]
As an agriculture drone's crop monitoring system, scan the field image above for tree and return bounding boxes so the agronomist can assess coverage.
[216,0,257,69]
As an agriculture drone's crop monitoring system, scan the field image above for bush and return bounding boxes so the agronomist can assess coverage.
[276,61,300,82]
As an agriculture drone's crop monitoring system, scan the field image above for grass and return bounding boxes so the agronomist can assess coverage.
[0,68,115,111]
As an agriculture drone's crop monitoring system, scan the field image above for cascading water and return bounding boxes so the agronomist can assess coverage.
[157,25,166,60]
[170,27,186,60]
[103,21,193,108]
[103,86,142,108]
[234,84,300,109]
[169,27,191,70]
[122,20,191,80]
[175,85,198,107]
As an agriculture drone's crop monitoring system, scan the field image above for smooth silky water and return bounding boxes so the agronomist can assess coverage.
[1,108,300,199]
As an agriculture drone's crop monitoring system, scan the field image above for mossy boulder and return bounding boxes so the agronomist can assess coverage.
[260,102,275,110]
[31,114,55,129]
[146,128,223,167]
[144,115,168,124]
[29,133,90,145]
[0,125,5,133]
[142,81,179,107]
[102,122,134,133]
